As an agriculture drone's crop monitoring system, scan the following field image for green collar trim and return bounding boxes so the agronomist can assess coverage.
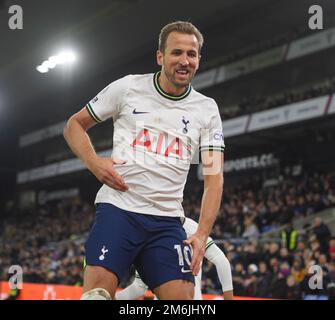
[153,71,192,101]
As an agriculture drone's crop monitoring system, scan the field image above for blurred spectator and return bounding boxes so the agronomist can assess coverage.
[280,223,299,252]
[279,247,293,265]
[242,216,260,239]
[313,217,332,253]
[326,262,335,300]
[285,275,302,300]
[255,261,272,297]
[329,238,335,262]
[264,242,280,264]
[270,270,287,299]
[244,264,258,296]
[232,262,246,296]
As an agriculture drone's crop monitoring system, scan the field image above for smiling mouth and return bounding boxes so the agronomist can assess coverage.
[176,69,189,76]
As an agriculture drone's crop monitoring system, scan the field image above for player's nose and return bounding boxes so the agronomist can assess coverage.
[179,53,189,66]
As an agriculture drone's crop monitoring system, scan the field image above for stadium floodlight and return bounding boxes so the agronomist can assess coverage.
[43,60,56,69]
[36,50,76,73]
[57,51,76,64]
[48,56,59,64]
[36,65,49,73]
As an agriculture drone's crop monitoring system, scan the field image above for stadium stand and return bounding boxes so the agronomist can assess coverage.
[1,170,334,299]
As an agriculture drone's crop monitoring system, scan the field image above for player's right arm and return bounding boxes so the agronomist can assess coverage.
[64,76,131,192]
[63,107,128,192]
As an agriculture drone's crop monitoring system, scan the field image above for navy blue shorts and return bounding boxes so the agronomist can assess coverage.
[84,203,194,290]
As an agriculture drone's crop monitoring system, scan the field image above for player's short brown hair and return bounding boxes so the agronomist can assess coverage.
[158,21,204,53]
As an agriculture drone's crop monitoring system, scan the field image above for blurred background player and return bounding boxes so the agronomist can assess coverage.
[116,217,233,300]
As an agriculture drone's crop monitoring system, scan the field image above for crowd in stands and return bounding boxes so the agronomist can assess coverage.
[1,171,335,299]
[184,171,335,299]
[0,197,94,287]
[184,172,335,238]
[202,221,335,299]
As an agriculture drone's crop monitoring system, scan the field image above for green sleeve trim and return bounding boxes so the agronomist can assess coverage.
[205,240,215,251]
[200,146,225,152]
[86,103,102,123]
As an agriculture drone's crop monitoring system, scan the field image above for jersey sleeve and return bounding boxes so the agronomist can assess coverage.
[205,244,234,292]
[183,217,198,236]
[85,75,132,123]
[199,99,225,153]
[205,235,215,251]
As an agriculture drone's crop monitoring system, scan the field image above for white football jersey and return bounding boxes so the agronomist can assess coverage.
[86,72,225,217]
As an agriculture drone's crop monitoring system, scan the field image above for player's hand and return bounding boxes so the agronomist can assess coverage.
[184,233,207,276]
[88,156,129,192]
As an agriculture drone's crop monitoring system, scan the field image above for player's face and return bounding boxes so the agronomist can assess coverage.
[157,32,200,89]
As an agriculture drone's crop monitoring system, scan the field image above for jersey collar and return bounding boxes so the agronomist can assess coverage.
[153,71,192,101]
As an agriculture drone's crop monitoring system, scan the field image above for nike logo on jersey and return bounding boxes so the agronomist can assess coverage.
[133,108,150,114]
[181,267,192,273]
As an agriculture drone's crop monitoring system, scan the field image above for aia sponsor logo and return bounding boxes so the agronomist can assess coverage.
[131,129,185,159]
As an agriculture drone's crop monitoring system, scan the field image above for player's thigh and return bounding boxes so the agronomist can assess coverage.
[84,203,145,288]
[135,220,195,296]
[154,279,194,300]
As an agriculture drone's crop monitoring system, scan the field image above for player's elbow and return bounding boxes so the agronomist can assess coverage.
[63,114,85,140]
[63,119,70,141]
[63,116,75,142]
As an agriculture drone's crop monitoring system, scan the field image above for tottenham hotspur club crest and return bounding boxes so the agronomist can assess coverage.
[182,117,190,134]
[99,246,109,261]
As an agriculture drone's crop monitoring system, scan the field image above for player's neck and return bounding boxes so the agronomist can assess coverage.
[158,71,188,96]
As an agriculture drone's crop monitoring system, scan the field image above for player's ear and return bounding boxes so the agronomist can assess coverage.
[156,50,163,66]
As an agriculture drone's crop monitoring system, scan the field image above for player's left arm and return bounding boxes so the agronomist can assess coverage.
[205,243,234,296]
[184,151,223,276]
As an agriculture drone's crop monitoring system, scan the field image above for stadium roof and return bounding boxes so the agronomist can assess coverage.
[2,0,335,135]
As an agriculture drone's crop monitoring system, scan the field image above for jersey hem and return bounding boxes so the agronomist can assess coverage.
[94,197,185,218]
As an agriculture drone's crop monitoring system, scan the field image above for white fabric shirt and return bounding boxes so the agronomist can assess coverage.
[86,72,225,217]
